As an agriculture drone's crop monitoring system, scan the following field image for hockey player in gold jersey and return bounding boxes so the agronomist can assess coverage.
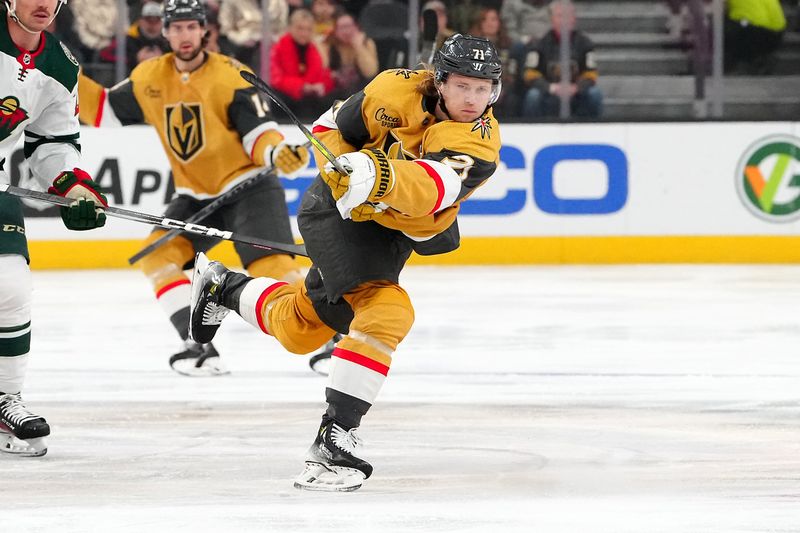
[78,0,312,376]
[189,33,503,489]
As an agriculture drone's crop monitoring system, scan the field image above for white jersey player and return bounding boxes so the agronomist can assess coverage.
[0,0,107,456]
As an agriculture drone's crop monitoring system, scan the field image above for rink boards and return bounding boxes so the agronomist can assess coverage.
[6,121,800,268]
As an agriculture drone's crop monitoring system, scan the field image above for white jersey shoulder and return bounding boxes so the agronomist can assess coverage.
[0,23,81,187]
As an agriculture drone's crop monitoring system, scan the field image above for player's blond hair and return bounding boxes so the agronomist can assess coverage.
[415,67,437,97]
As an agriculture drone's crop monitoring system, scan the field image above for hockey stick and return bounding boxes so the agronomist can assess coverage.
[239,70,350,177]
[127,141,312,265]
[421,8,439,65]
[126,172,266,265]
[0,183,309,257]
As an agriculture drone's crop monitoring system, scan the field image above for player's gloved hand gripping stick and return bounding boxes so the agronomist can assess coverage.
[240,71,389,222]
[0,182,309,257]
[240,71,349,176]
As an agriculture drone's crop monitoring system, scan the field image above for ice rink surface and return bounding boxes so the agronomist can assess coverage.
[4,265,800,533]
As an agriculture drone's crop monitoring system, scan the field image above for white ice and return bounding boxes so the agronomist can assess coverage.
[4,265,800,532]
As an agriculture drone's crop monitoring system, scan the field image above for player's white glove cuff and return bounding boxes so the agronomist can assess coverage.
[324,151,376,212]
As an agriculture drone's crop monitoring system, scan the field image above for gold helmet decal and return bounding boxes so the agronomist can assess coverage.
[165,102,204,161]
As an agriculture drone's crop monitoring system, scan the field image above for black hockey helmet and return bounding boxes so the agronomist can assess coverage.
[434,34,502,82]
[433,34,502,107]
[163,0,206,27]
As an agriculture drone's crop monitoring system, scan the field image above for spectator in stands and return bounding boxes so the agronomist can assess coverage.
[502,0,550,114]
[520,0,602,119]
[321,11,379,98]
[67,0,118,84]
[665,0,689,39]
[270,8,335,119]
[665,1,714,45]
[311,0,338,44]
[725,0,786,74]
[204,10,238,57]
[420,0,455,55]
[359,0,408,70]
[125,1,171,71]
[448,0,481,34]
[502,0,550,47]
[219,0,289,70]
[468,7,511,51]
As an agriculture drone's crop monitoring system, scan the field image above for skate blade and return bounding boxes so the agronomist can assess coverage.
[308,352,331,377]
[170,356,231,377]
[0,434,48,457]
[308,339,335,377]
[293,462,365,492]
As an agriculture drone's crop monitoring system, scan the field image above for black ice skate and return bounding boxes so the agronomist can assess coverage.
[189,252,232,345]
[294,419,373,492]
[0,392,50,457]
[169,340,229,377]
[308,334,342,377]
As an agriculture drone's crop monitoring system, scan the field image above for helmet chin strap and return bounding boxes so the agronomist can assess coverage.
[5,0,63,36]
[435,88,453,120]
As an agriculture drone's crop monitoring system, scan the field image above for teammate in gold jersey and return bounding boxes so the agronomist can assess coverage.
[188,34,503,490]
[78,0,312,376]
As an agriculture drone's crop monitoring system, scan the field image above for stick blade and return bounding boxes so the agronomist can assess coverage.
[240,69,258,86]
[422,9,438,42]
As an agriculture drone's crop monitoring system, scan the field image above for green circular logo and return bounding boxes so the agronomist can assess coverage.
[736,135,800,222]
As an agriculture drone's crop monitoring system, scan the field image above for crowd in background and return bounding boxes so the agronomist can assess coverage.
[45,0,795,121]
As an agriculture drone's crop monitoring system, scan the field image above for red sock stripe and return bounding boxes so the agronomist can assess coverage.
[156,279,190,299]
[414,160,445,214]
[255,281,289,334]
[332,347,390,376]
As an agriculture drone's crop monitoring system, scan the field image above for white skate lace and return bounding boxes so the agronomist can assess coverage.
[202,301,230,326]
[330,424,363,454]
[0,394,39,426]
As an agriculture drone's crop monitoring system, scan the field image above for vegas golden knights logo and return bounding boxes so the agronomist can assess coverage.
[165,102,204,161]
[381,130,415,160]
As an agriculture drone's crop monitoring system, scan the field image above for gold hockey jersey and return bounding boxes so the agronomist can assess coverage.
[311,68,501,240]
[78,52,282,198]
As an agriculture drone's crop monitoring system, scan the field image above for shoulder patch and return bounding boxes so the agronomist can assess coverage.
[470,115,494,140]
[34,33,80,93]
[60,42,79,67]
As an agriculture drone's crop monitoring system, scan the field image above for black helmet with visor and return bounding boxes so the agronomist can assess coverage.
[433,33,502,106]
